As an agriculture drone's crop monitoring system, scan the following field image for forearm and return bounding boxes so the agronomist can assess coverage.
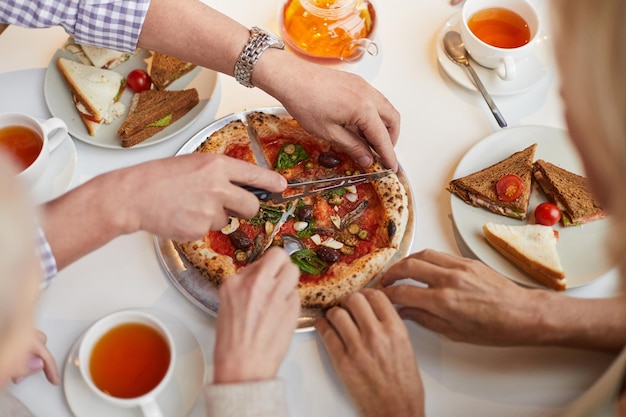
[533,291,626,352]
[137,0,250,76]
[138,0,308,99]
[39,170,136,271]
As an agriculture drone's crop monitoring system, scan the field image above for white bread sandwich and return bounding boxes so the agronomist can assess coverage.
[80,44,133,69]
[56,57,127,136]
[483,222,566,291]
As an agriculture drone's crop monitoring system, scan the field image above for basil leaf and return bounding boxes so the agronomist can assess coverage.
[290,249,328,275]
[275,143,309,170]
[249,203,285,226]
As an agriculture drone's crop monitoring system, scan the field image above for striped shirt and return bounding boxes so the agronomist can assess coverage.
[0,0,150,53]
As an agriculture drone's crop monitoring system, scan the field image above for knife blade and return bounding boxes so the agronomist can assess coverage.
[243,169,393,203]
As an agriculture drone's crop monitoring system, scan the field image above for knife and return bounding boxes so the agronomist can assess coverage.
[242,170,393,203]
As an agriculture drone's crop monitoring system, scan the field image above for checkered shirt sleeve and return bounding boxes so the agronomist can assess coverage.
[0,0,150,53]
[37,227,57,290]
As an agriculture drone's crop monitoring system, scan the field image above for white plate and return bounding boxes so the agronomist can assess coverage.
[63,308,206,417]
[44,45,218,149]
[450,126,612,289]
[30,131,77,204]
[436,12,553,96]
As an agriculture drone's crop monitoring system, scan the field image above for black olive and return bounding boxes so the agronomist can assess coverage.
[229,230,252,250]
[387,220,397,240]
[298,204,313,221]
[317,246,340,263]
[318,152,342,168]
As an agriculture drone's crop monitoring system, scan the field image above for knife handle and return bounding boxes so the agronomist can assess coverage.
[241,185,271,201]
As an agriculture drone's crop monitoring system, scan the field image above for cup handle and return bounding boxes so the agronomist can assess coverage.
[140,398,164,417]
[340,39,379,62]
[41,117,69,153]
[495,56,516,81]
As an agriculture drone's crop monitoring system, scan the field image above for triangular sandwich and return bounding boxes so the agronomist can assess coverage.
[56,57,127,136]
[532,160,605,227]
[483,222,566,291]
[80,44,133,69]
[150,52,197,90]
[117,89,199,147]
[448,144,537,220]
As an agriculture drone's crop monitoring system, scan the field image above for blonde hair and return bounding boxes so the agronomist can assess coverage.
[552,0,626,278]
[0,154,38,336]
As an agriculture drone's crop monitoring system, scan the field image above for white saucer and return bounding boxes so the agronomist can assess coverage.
[30,133,77,204]
[436,12,553,96]
[63,308,206,417]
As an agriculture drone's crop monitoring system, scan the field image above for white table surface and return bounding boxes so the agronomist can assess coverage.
[1,1,622,416]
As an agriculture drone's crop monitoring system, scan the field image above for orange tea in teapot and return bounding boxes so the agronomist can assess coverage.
[281,0,376,61]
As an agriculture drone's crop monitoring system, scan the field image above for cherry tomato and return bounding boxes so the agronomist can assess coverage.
[535,202,562,226]
[127,69,152,93]
[496,174,523,202]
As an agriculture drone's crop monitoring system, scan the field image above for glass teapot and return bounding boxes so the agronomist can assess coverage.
[280,0,377,62]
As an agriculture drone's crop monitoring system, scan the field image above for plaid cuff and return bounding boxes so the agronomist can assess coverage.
[0,0,150,53]
[37,227,57,290]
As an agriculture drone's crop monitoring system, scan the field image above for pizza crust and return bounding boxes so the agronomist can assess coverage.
[194,119,256,163]
[298,248,395,309]
[177,239,237,286]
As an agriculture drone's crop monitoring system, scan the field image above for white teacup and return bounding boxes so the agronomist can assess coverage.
[78,310,176,417]
[459,0,541,81]
[0,113,68,187]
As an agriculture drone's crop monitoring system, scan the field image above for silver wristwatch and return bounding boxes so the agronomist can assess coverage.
[234,26,285,88]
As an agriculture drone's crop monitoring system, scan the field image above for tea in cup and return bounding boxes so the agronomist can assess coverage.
[0,113,68,187]
[459,0,540,81]
[78,310,176,417]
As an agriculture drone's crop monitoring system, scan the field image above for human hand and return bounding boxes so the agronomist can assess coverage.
[259,56,400,171]
[315,289,424,417]
[213,247,301,383]
[12,330,60,385]
[113,153,287,241]
[381,249,547,346]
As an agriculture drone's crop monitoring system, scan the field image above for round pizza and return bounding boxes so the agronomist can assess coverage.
[177,111,409,309]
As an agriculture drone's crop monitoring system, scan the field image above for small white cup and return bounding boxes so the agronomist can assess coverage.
[0,113,68,187]
[459,0,540,81]
[78,310,176,417]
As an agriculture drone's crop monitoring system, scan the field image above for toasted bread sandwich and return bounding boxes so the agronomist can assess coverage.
[150,52,197,90]
[448,144,537,220]
[117,89,199,147]
[532,160,605,227]
[56,57,127,136]
[483,222,566,291]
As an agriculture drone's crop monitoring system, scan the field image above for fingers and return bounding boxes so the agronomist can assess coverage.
[381,249,469,287]
[324,306,361,349]
[354,111,399,172]
[224,157,287,192]
[315,317,347,355]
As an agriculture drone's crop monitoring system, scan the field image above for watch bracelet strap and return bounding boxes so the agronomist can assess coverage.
[234,27,283,88]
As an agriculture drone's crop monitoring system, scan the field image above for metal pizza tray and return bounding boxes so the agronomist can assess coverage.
[153,107,416,332]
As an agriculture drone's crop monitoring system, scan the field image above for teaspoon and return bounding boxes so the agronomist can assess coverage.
[443,31,507,128]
